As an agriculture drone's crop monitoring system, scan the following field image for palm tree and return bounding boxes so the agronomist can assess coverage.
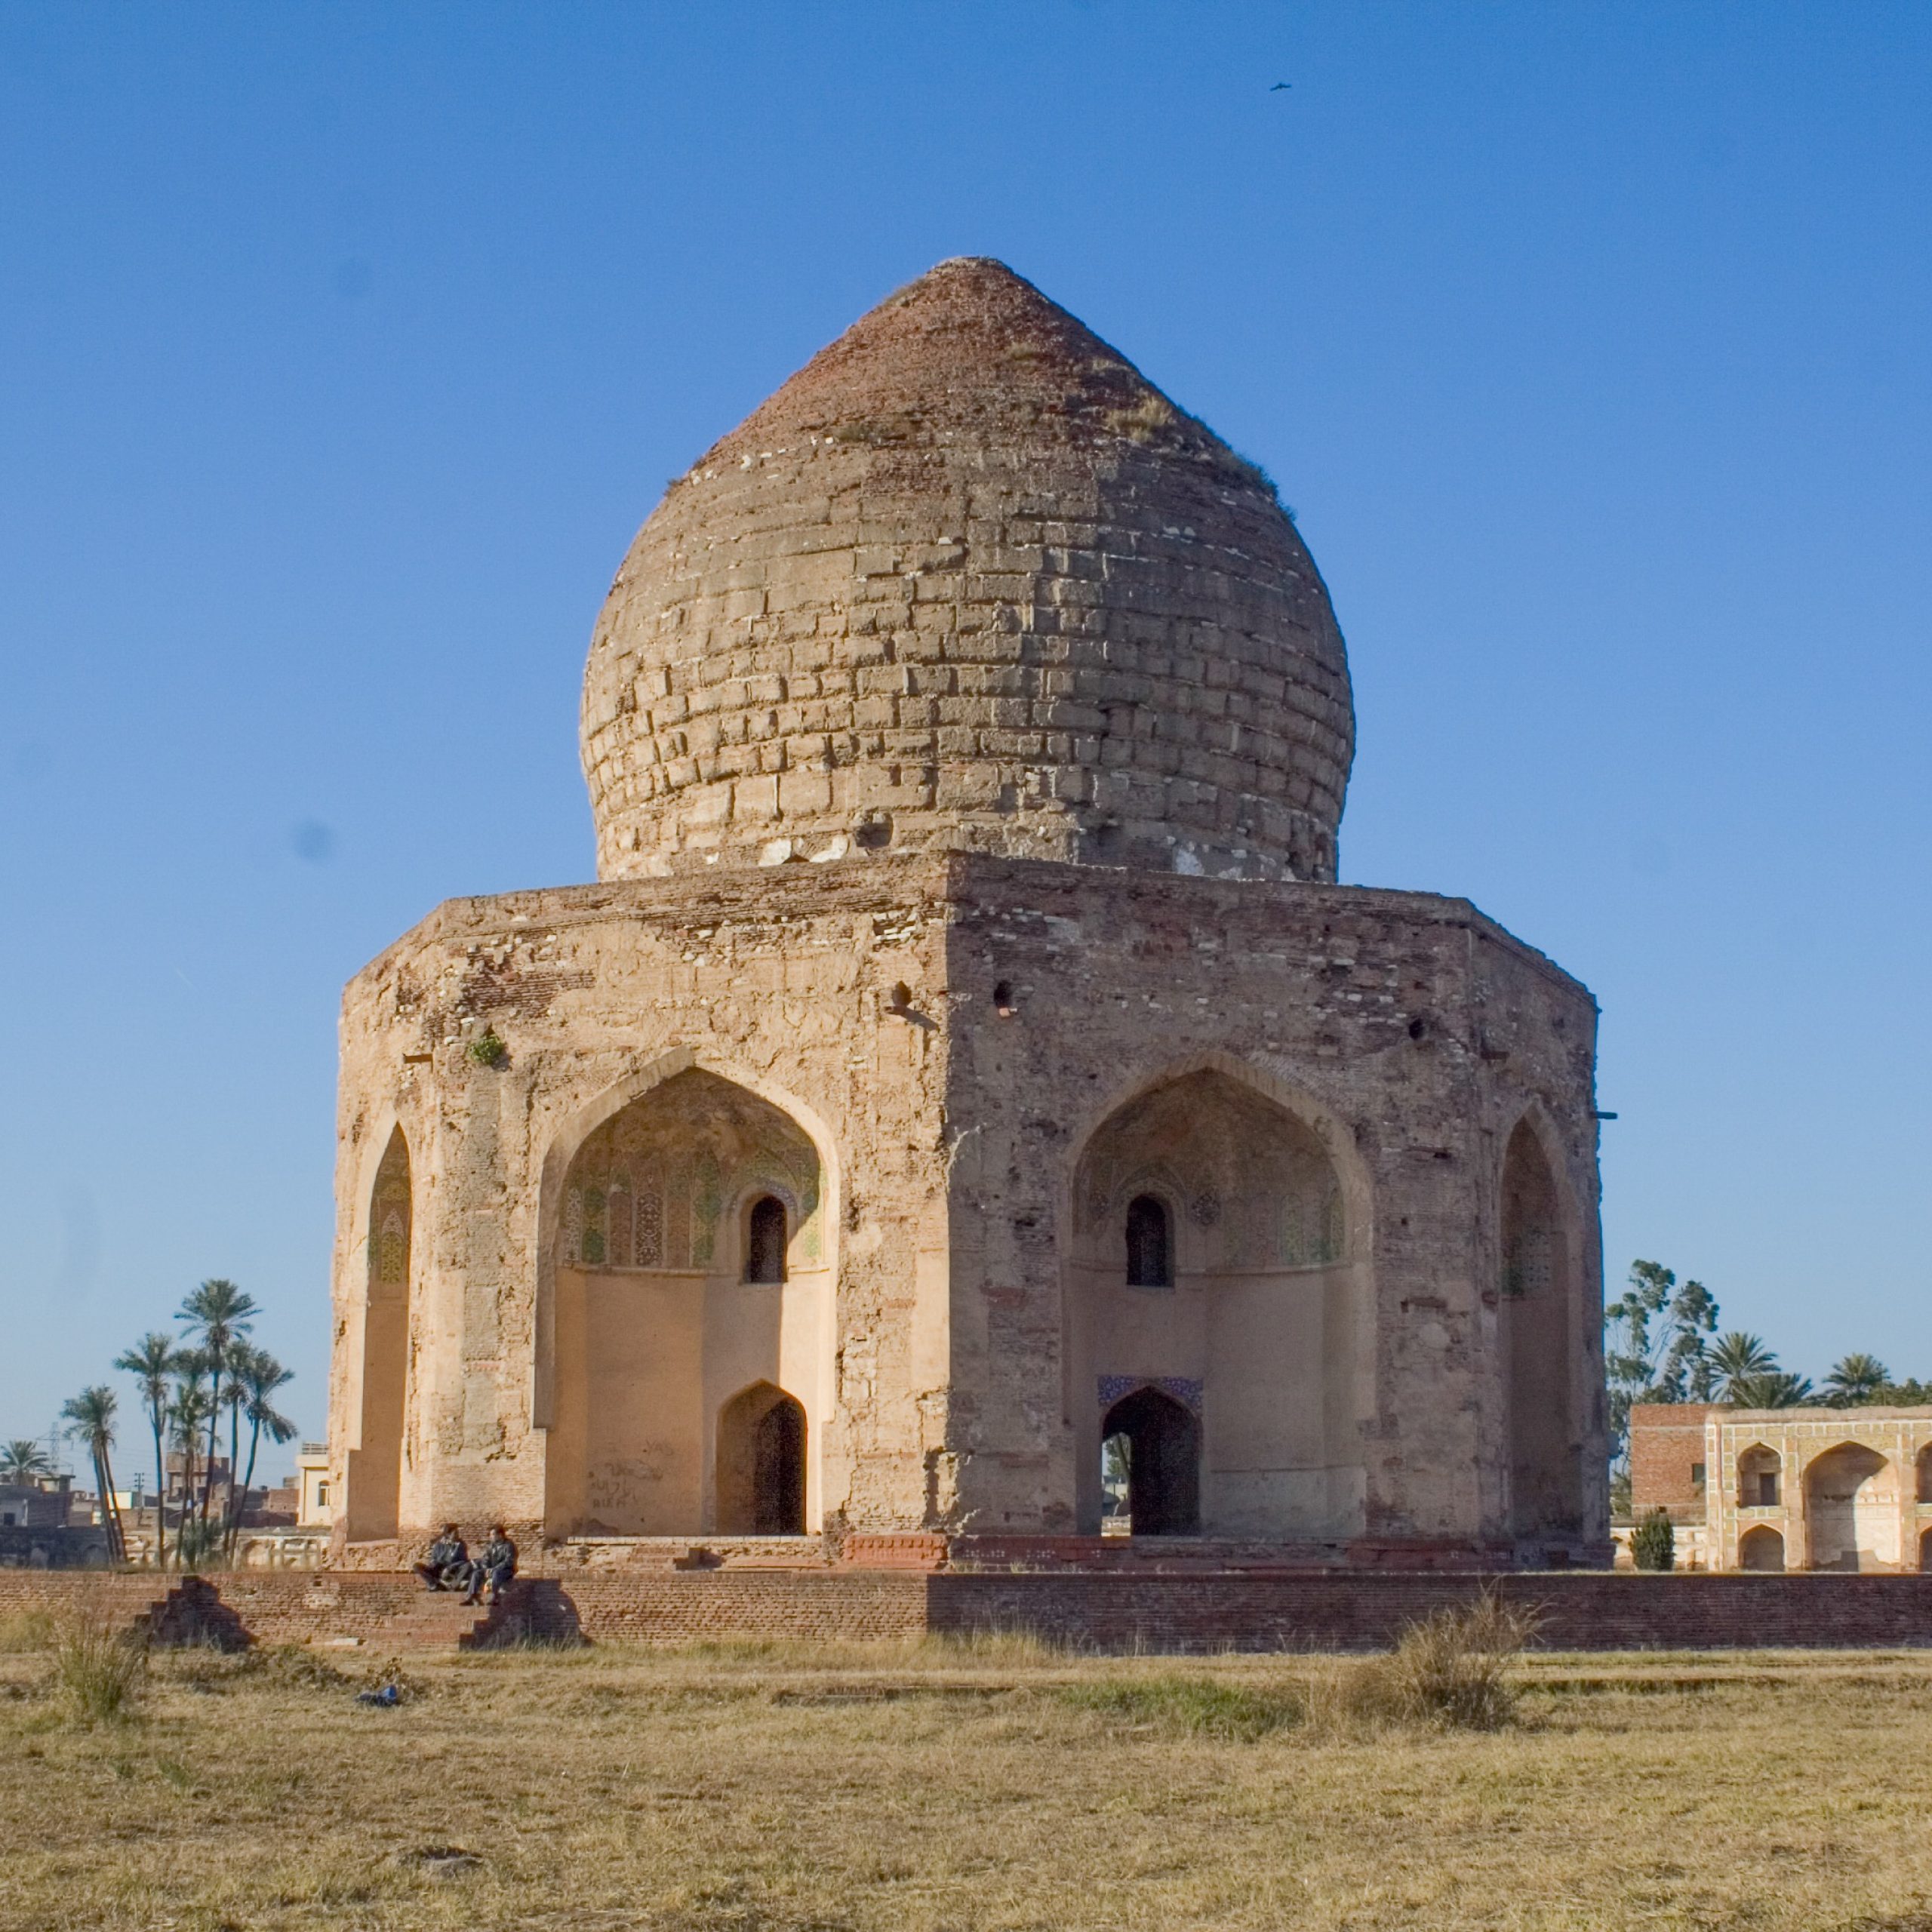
[1,1439,54,1485]
[1823,1352,1891,1407]
[226,1346,297,1555]
[168,1358,216,1564]
[1706,1332,1779,1403]
[114,1332,177,1569]
[60,1387,125,1562]
[176,1279,257,1531]
[1728,1368,1815,1409]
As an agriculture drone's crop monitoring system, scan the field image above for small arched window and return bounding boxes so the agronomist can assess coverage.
[745,1195,789,1284]
[1124,1195,1173,1288]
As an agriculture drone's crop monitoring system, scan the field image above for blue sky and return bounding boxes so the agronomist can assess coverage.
[3,4,1927,1457]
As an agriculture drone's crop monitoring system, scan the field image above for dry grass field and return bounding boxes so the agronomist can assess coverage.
[4,1615,1931,1932]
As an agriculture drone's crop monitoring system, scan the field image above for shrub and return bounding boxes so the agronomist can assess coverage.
[1632,1510,1676,1573]
[1315,1591,1539,1734]
[52,1608,148,1724]
[467,1027,507,1068]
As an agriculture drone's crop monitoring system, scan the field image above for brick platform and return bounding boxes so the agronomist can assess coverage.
[5,1567,1931,1653]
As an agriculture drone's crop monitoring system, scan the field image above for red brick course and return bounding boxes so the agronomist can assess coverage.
[1630,1403,1719,1524]
[5,1567,1930,1653]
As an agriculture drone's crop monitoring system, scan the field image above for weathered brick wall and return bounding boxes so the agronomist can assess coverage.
[7,1570,1930,1654]
[1630,1404,1719,1523]
[331,854,1602,1561]
[927,1571,1932,1652]
[583,259,1352,886]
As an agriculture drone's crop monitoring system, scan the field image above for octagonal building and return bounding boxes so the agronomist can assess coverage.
[328,259,1608,1570]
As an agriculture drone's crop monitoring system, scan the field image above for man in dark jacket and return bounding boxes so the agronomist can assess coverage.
[414,1524,469,1592]
[464,1525,517,1605]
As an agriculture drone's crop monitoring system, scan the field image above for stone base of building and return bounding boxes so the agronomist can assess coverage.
[8,1564,1929,1654]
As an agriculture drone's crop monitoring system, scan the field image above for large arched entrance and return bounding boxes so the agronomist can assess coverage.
[1803,1444,1897,1571]
[716,1383,808,1534]
[1066,1063,1364,1540]
[345,1126,411,1541]
[1498,1119,1583,1543]
[543,1067,829,1537]
[1100,1386,1200,1536]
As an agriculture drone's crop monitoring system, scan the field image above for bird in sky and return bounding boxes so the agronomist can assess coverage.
[1270,82,1291,91]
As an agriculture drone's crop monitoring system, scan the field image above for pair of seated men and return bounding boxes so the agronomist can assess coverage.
[413,1524,517,1605]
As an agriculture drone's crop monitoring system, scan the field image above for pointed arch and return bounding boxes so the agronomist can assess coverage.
[1498,1112,1583,1541]
[1063,1052,1371,1540]
[346,1124,412,1541]
[537,1056,835,1537]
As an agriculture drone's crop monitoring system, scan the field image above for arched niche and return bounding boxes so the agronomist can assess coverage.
[1065,1063,1367,1539]
[1737,1444,1782,1509]
[541,1066,830,1537]
[346,1125,411,1541]
[1803,1443,1898,1572]
[1917,1444,1932,1506]
[1738,1524,1786,1573]
[1498,1115,1583,1543]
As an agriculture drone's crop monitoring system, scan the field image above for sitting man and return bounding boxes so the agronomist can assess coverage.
[413,1523,469,1592]
[465,1524,517,1606]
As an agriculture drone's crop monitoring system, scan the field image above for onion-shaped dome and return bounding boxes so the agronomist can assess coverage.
[583,257,1352,881]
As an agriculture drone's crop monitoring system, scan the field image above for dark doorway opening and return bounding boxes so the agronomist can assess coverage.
[716,1383,807,1534]
[1124,1195,1173,1287]
[1100,1386,1199,1535]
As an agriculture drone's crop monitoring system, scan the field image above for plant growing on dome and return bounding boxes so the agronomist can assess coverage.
[468,1027,507,1068]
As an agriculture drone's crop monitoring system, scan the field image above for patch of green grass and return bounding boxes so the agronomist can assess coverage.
[1060,1672,1300,1741]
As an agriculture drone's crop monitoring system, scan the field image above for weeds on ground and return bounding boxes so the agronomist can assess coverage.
[0,1607,54,1654]
[1313,1592,1540,1734]
[1061,1673,1300,1740]
[51,1607,148,1725]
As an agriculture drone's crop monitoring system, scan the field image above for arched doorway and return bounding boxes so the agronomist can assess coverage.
[543,1067,828,1536]
[1100,1386,1200,1536]
[1067,1064,1361,1539]
[1803,1444,1897,1571]
[1498,1120,1582,1542]
[717,1383,807,1534]
[346,1126,411,1541]
[1739,1525,1785,1572]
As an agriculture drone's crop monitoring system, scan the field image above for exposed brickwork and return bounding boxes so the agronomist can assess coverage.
[583,258,1352,884]
[7,1570,1930,1654]
[331,857,1605,1559]
[1630,1403,1718,1524]
[328,257,1605,1574]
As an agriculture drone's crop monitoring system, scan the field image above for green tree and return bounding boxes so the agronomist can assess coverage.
[1604,1260,1720,1464]
[168,1358,215,1562]
[1823,1353,1891,1406]
[1630,1509,1675,1572]
[225,1346,297,1555]
[60,1386,125,1563]
[175,1279,257,1531]
[1,1439,54,1485]
[113,1332,177,1570]
[1706,1331,1779,1402]
[1728,1368,1814,1409]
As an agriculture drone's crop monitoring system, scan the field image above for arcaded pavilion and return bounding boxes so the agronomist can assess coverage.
[327,258,1610,1571]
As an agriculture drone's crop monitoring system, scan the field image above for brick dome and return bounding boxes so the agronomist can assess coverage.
[583,257,1354,881]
